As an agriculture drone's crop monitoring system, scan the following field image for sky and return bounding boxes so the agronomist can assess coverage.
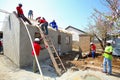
[0,0,109,31]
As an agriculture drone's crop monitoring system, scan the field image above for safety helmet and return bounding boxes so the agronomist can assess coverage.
[34,38,40,42]
[90,42,93,45]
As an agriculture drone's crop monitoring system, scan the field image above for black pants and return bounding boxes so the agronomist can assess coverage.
[19,14,32,25]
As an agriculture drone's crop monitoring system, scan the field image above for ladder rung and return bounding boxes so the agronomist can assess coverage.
[53,54,57,57]
[58,63,62,66]
[49,45,53,48]
[54,57,59,59]
[46,39,51,42]
[61,70,66,74]
[52,50,55,53]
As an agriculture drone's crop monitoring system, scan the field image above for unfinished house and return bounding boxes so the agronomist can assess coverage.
[2,12,72,69]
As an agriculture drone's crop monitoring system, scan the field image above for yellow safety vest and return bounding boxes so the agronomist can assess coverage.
[103,46,113,60]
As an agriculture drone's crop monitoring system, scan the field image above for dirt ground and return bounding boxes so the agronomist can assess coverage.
[0,51,120,80]
[60,51,120,76]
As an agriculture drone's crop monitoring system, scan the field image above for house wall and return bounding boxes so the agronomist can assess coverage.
[3,13,72,67]
[65,28,84,41]
[79,35,91,52]
[3,13,20,66]
[19,23,39,67]
[48,29,72,53]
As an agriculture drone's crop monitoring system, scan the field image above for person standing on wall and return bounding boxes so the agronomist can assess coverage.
[28,10,33,19]
[16,3,32,25]
[90,42,96,58]
[102,41,113,75]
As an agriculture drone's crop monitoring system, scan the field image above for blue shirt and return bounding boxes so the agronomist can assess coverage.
[50,21,58,30]
[28,10,33,15]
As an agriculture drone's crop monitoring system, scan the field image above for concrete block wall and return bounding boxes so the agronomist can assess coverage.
[48,29,72,53]
[3,13,20,66]
[3,13,72,67]
[19,23,39,66]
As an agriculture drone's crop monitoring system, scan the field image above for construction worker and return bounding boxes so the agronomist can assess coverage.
[37,17,48,35]
[49,20,58,31]
[102,41,113,75]
[32,38,48,72]
[32,38,41,73]
[90,42,96,58]
[28,10,33,19]
[16,3,32,25]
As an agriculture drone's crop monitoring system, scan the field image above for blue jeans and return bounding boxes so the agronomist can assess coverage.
[91,50,95,58]
[103,58,112,74]
[41,22,48,35]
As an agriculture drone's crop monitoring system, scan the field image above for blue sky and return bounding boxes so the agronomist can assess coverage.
[0,0,109,31]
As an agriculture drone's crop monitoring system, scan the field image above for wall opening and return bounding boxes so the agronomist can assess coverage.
[65,36,70,45]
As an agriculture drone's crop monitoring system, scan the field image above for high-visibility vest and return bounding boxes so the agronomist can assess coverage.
[103,46,113,60]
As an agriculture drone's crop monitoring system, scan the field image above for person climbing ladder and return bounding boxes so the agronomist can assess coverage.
[36,17,48,35]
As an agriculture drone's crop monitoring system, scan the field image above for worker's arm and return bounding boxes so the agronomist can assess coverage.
[49,22,52,25]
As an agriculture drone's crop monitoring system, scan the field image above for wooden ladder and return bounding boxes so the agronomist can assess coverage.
[36,25,66,76]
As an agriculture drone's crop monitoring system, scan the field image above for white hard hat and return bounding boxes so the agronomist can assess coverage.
[90,42,93,44]
[106,40,112,43]
[34,38,40,41]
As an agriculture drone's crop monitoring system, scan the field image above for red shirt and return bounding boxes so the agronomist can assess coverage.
[91,44,96,51]
[32,42,41,56]
[38,19,47,24]
[16,6,24,15]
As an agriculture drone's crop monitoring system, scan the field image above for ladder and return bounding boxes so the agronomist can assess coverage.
[36,25,66,76]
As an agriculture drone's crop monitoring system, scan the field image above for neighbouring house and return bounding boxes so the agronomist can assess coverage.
[3,12,72,67]
[65,26,87,51]
[65,26,86,41]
